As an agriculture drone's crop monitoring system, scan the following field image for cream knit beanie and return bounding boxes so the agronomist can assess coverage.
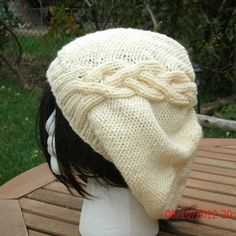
[46,27,203,219]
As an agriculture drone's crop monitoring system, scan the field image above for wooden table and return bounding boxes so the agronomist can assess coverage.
[0,138,235,236]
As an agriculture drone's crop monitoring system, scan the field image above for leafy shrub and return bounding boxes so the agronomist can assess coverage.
[68,0,236,99]
[0,0,18,51]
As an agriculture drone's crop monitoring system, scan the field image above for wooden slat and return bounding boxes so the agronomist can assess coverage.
[26,188,83,210]
[199,138,236,148]
[0,200,28,236]
[197,150,236,162]
[183,188,236,207]
[23,212,80,236]
[0,163,55,200]
[172,221,236,236]
[198,146,236,156]
[179,197,236,217]
[186,178,236,196]
[223,145,236,150]
[220,143,236,147]
[28,230,51,236]
[189,171,236,186]
[43,181,80,196]
[19,197,80,224]
[199,216,236,232]
[192,163,236,177]
[194,157,236,169]
[158,232,174,236]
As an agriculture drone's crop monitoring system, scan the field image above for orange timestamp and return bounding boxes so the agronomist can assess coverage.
[165,209,236,220]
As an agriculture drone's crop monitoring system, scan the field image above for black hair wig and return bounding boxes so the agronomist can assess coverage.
[36,82,199,235]
[37,82,128,197]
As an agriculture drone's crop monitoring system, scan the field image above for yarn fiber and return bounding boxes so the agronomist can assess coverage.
[46,28,203,219]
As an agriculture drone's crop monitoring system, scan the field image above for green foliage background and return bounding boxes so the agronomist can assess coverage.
[102,0,235,99]
[45,0,236,99]
[0,79,44,186]
[1,0,235,99]
[0,1,17,51]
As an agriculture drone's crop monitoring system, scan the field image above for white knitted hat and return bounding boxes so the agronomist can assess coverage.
[46,28,203,219]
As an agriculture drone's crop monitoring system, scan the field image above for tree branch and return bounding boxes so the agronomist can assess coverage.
[144,0,160,32]
[103,0,123,29]
[201,95,236,115]
[0,20,22,65]
[0,50,28,88]
[197,114,236,132]
[84,0,100,30]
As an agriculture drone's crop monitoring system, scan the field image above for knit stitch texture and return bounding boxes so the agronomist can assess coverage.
[46,27,203,219]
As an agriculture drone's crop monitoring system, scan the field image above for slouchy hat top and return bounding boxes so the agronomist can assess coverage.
[46,27,203,219]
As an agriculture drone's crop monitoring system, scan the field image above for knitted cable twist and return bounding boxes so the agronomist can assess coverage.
[50,61,197,128]
[62,61,196,103]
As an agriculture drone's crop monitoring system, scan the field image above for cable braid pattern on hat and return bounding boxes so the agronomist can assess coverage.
[49,61,197,129]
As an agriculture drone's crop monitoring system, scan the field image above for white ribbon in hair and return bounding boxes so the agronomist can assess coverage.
[45,109,61,175]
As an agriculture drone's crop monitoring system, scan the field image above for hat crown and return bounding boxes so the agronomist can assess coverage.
[56,28,195,82]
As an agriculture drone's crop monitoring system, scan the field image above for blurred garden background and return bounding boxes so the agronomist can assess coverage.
[0,0,235,186]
